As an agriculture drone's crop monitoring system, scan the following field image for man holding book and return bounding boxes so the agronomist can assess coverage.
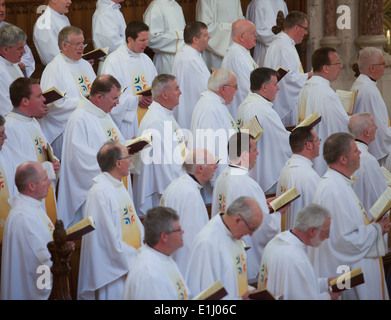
[297,47,349,176]
[236,67,291,196]
[39,26,97,159]
[308,132,390,300]
[100,21,157,140]
[78,141,144,300]
[1,161,54,300]
[210,132,286,280]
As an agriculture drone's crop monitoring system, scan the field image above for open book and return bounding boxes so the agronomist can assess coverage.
[43,87,66,104]
[193,281,228,300]
[137,85,152,97]
[82,47,109,61]
[381,166,391,186]
[276,66,288,82]
[269,187,300,213]
[46,143,55,163]
[329,267,365,293]
[126,133,152,155]
[336,89,358,114]
[369,187,391,222]
[249,288,281,300]
[295,112,321,129]
[240,115,264,142]
[66,216,95,241]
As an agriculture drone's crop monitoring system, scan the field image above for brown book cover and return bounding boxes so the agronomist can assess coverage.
[43,87,65,104]
[193,281,228,300]
[66,216,95,241]
[82,47,109,60]
[126,133,152,155]
[137,85,152,96]
[276,66,288,82]
[329,268,365,293]
[249,289,279,300]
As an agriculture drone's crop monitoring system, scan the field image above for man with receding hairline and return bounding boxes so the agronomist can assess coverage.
[1,161,54,300]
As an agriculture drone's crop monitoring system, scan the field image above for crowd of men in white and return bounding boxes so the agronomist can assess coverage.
[0,0,390,301]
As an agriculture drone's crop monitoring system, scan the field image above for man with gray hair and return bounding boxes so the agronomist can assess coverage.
[185,196,263,299]
[258,204,340,300]
[122,206,190,300]
[133,74,187,218]
[348,112,388,214]
[0,24,26,116]
[351,47,391,168]
[308,132,390,300]
[190,68,239,204]
[40,26,96,159]
[160,148,217,274]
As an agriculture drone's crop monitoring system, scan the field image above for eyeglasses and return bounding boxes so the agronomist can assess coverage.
[327,62,342,66]
[102,94,120,103]
[308,138,322,143]
[65,41,87,49]
[118,154,132,161]
[297,24,308,31]
[372,62,386,67]
[316,227,330,236]
[223,84,238,90]
[239,214,258,233]
[167,227,182,234]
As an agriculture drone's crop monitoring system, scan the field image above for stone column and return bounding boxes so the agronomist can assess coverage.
[320,0,342,48]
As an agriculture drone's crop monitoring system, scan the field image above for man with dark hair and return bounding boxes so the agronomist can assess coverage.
[123,206,190,300]
[237,67,291,195]
[78,141,144,300]
[101,20,157,140]
[5,77,60,224]
[264,10,313,127]
[40,25,96,159]
[57,74,129,228]
[297,46,348,176]
[1,161,53,300]
[309,132,390,300]
[277,126,321,230]
[172,21,211,129]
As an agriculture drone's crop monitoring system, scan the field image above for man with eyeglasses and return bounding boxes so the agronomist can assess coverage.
[351,47,391,168]
[277,126,321,231]
[297,46,348,176]
[237,67,291,196]
[264,11,313,127]
[78,141,144,300]
[185,196,263,300]
[210,132,286,281]
[39,26,96,159]
[33,0,71,66]
[221,19,258,117]
[57,75,129,229]
[258,204,340,300]
[123,206,190,300]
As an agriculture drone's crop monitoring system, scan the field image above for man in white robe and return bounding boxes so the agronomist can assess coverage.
[57,75,129,228]
[78,141,144,300]
[348,113,388,215]
[123,206,190,300]
[1,161,54,300]
[0,24,25,116]
[277,126,321,231]
[0,0,35,77]
[297,47,348,176]
[172,21,211,129]
[100,21,157,140]
[308,132,390,300]
[133,74,187,218]
[237,67,291,195]
[221,19,258,117]
[92,0,126,73]
[211,132,284,280]
[33,0,71,65]
[40,26,97,159]
[0,115,17,244]
[185,197,263,299]
[264,11,312,127]
[190,68,238,204]
[246,0,288,67]
[351,47,391,167]
[161,149,217,275]
[5,78,60,225]
[258,204,340,300]
[195,0,244,71]
[143,0,186,75]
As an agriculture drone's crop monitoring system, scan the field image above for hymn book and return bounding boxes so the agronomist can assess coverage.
[336,89,358,114]
[66,216,95,241]
[193,281,228,300]
[43,87,66,104]
[369,187,391,222]
[249,288,280,300]
[126,133,153,155]
[269,187,300,213]
[46,143,55,163]
[295,112,321,129]
[137,85,152,97]
[380,166,391,186]
[329,267,365,293]
[82,47,109,61]
[276,66,288,82]
[240,116,264,142]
